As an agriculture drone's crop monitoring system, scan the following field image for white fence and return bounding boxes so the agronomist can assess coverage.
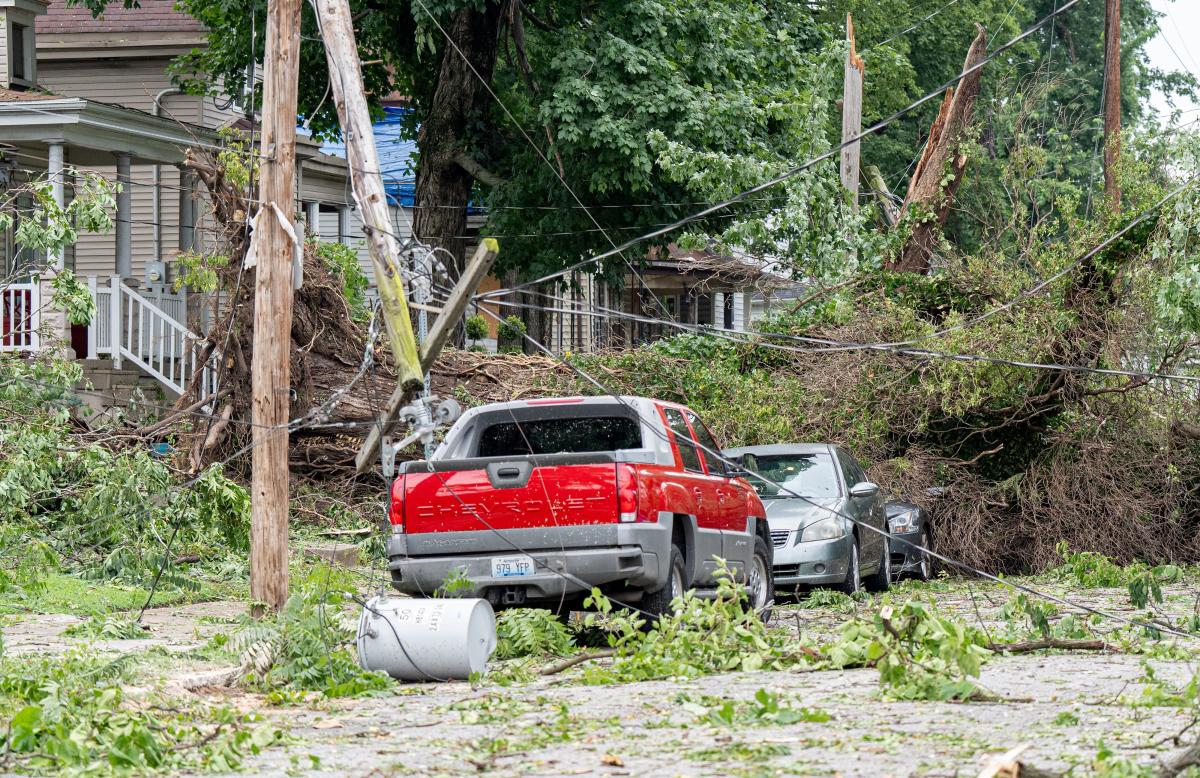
[0,281,40,352]
[89,276,217,403]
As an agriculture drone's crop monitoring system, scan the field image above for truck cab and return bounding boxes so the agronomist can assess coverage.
[387,396,772,618]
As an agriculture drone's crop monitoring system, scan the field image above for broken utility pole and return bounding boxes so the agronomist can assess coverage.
[1103,0,1121,206]
[312,0,500,474]
[316,0,424,394]
[355,239,500,474]
[250,0,302,613]
[840,13,864,210]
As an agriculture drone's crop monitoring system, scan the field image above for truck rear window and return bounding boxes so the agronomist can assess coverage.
[477,416,641,457]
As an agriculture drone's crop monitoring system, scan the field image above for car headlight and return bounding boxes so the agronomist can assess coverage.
[888,509,918,533]
[799,517,844,542]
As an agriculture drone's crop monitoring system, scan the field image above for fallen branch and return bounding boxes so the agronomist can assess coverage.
[539,648,616,676]
[987,638,1116,654]
[134,387,233,437]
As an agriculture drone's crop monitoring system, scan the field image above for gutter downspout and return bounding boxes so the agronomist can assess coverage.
[152,88,184,264]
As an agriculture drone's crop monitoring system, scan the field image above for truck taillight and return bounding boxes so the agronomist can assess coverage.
[617,464,639,523]
[389,476,405,529]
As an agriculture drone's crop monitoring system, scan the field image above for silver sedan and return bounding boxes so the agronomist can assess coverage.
[724,444,890,595]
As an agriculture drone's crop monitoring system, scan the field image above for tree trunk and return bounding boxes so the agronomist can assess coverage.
[889,24,987,275]
[411,2,504,273]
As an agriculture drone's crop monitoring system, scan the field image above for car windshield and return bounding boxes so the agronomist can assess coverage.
[741,453,839,499]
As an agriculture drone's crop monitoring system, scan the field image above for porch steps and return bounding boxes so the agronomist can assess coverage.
[77,359,176,420]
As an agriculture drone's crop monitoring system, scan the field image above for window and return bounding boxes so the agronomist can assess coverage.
[662,407,703,472]
[837,451,867,490]
[741,453,840,499]
[685,410,722,474]
[11,23,27,81]
[477,415,641,458]
[723,294,735,329]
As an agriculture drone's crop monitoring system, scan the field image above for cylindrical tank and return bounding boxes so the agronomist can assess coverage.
[356,596,497,681]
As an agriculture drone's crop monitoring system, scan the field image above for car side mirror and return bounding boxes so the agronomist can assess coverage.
[849,481,879,498]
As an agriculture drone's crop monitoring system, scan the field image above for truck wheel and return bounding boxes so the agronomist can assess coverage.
[834,538,861,596]
[864,535,891,593]
[641,545,686,621]
[746,535,774,624]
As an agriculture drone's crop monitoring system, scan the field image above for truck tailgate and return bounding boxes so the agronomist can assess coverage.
[399,453,621,534]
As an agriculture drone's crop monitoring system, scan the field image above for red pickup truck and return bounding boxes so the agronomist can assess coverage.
[387,396,773,619]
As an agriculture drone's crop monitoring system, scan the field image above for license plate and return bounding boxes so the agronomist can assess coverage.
[491,555,535,578]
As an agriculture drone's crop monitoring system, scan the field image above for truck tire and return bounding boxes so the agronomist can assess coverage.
[641,544,686,621]
[835,538,861,596]
[746,534,774,624]
[864,535,891,593]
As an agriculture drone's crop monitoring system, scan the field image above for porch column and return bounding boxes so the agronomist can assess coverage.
[305,201,319,239]
[178,168,195,253]
[114,152,132,278]
[47,141,64,270]
[741,291,752,331]
[337,205,351,245]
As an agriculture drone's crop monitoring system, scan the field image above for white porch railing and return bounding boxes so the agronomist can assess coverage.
[0,281,40,352]
[89,276,218,404]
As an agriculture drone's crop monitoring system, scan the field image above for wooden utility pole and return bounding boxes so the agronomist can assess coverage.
[316,0,424,393]
[250,0,302,614]
[1103,0,1121,206]
[356,239,500,473]
[840,14,864,209]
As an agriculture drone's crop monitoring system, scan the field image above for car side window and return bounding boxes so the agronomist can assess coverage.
[837,451,860,492]
[662,407,703,473]
[685,411,722,474]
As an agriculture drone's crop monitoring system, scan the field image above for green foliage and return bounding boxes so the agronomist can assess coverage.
[680,688,830,727]
[822,601,991,701]
[465,314,489,342]
[494,608,575,660]
[497,315,527,353]
[314,240,370,322]
[0,651,279,774]
[797,589,858,614]
[49,269,96,326]
[580,564,799,683]
[214,127,256,192]
[0,378,250,598]
[432,567,474,598]
[1053,543,1182,611]
[233,565,392,698]
[5,171,116,256]
[174,250,230,294]
[62,615,149,641]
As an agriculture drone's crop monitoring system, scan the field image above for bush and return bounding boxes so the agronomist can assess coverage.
[465,314,489,342]
[497,315,527,353]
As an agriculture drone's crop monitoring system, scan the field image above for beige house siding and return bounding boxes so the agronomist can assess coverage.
[38,57,203,124]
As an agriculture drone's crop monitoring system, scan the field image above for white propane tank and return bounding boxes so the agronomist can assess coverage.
[356,596,497,681]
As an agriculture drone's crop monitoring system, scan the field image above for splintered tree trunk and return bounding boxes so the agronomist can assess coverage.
[411,2,504,273]
[889,24,988,275]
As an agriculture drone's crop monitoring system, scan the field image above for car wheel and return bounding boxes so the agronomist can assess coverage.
[834,537,861,596]
[864,534,890,592]
[745,535,774,624]
[916,526,934,581]
[642,545,686,622]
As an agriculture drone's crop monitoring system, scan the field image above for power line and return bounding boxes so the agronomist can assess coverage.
[478,0,1081,300]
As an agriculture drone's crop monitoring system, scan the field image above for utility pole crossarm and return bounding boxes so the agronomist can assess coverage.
[355,239,500,474]
[316,0,424,391]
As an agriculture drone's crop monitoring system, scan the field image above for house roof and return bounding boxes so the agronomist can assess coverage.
[0,87,61,102]
[36,0,202,34]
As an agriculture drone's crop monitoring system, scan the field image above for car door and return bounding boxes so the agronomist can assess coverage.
[684,410,744,532]
[838,449,883,566]
[684,410,757,571]
[660,405,723,584]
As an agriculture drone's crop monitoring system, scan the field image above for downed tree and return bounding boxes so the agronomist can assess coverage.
[888,24,988,274]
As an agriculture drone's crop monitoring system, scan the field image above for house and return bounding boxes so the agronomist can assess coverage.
[0,0,398,408]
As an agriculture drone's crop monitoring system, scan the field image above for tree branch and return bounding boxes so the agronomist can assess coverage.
[454,152,506,187]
